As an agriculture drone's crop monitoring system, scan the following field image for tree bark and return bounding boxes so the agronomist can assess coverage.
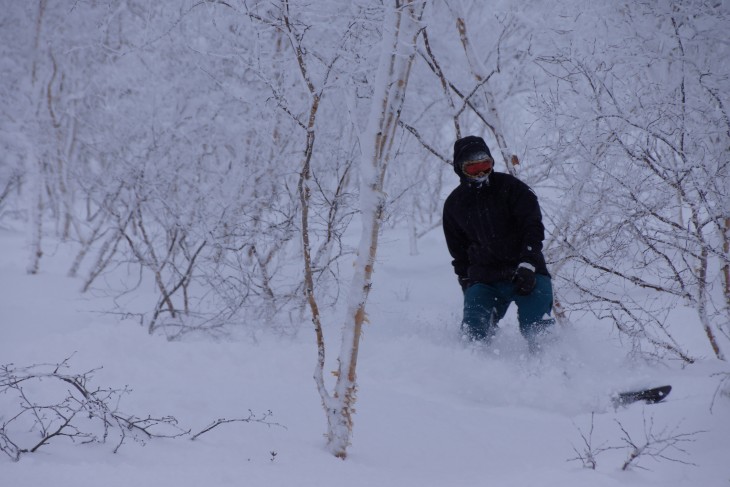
[324,0,424,459]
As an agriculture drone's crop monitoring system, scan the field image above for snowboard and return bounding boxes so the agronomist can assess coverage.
[612,385,672,407]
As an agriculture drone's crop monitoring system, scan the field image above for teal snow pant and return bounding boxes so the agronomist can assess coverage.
[462,275,555,352]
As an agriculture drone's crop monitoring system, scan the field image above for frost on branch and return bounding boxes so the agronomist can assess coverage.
[569,411,705,472]
[568,412,614,470]
[190,410,284,441]
[616,415,704,471]
[0,357,189,461]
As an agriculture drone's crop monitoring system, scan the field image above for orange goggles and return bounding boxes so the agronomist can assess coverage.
[462,160,493,176]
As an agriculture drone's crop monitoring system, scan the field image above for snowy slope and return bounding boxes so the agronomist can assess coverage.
[0,223,728,487]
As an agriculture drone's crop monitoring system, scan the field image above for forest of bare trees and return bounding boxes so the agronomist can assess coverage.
[1,0,728,458]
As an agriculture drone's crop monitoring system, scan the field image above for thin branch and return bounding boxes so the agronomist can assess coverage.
[190,410,285,440]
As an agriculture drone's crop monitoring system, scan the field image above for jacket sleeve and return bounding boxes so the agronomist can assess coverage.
[442,198,471,289]
[509,180,545,269]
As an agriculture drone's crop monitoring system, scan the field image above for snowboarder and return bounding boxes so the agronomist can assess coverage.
[443,135,555,353]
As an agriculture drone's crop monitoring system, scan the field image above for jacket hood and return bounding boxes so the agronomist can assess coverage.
[452,135,493,179]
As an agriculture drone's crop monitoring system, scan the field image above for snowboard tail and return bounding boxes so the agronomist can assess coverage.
[612,385,672,407]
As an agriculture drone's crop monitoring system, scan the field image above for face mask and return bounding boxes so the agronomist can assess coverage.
[468,172,491,185]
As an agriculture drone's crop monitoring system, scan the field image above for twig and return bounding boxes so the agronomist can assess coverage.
[616,415,704,471]
[710,371,730,413]
[568,412,617,469]
[191,410,285,441]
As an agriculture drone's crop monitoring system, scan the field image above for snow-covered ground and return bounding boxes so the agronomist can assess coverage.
[1,222,728,487]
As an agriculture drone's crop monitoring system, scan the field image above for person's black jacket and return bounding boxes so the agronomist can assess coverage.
[443,169,550,289]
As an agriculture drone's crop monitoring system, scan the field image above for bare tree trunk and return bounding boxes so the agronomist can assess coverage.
[321,0,424,459]
[31,0,47,85]
[697,237,726,361]
[26,0,48,274]
[724,217,730,317]
[27,165,44,275]
[453,13,517,175]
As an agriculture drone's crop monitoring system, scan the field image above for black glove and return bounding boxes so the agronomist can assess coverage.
[512,264,536,296]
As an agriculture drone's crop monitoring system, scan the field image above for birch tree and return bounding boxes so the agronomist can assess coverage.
[301,0,425,458]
